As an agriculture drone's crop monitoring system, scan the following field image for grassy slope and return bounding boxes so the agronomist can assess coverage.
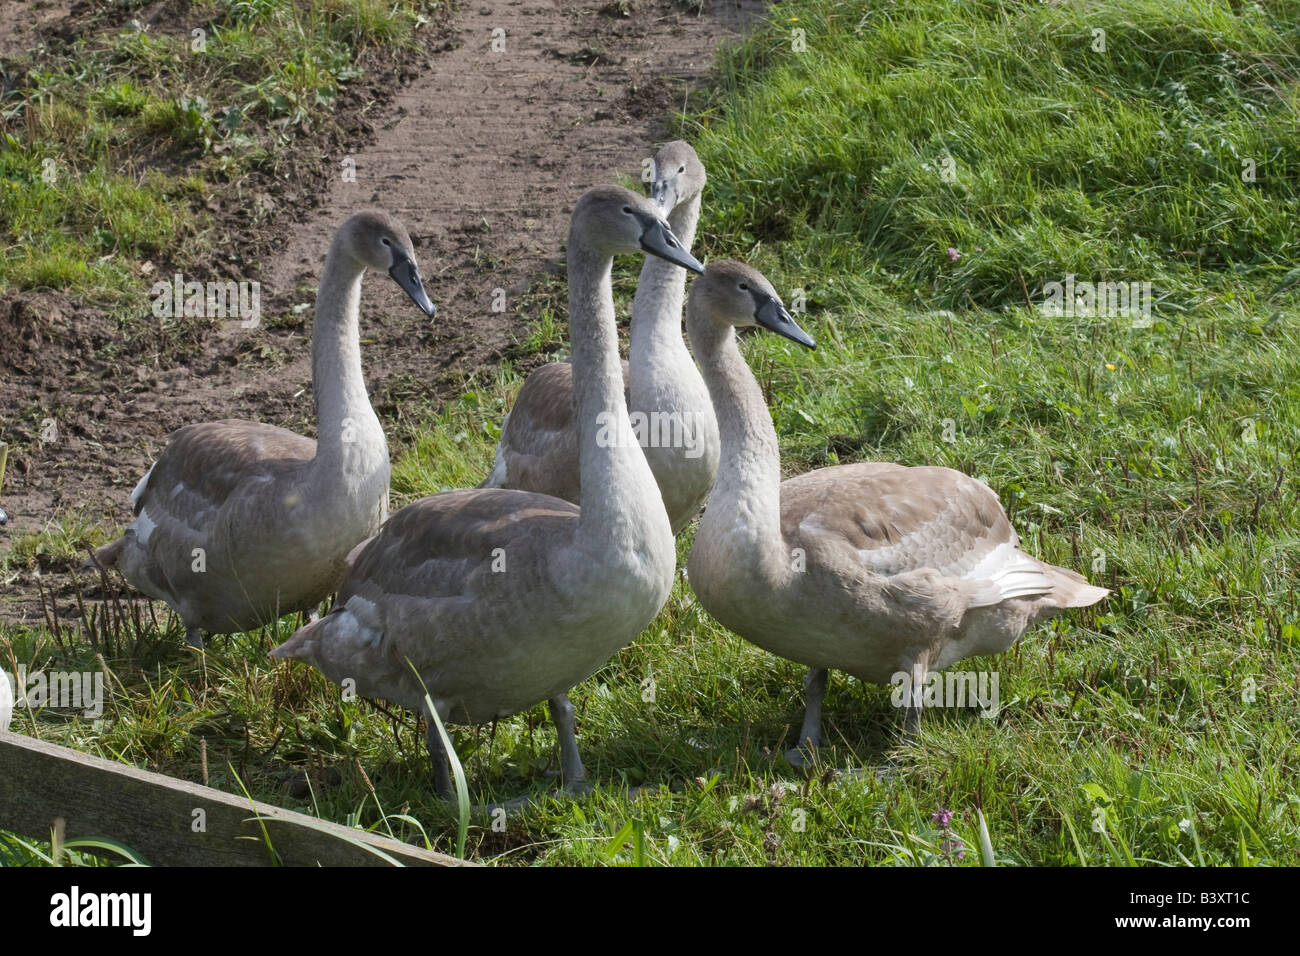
[4,0,1299,866]
[0,0,441,304]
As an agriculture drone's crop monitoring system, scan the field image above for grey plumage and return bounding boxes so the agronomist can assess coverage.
[684,261,1108,754]
[273,186,691,798]
[92,210,434,648]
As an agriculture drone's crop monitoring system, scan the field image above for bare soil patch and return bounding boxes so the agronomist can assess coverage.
[0,0,77,60]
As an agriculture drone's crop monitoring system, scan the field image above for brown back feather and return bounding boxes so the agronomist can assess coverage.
[138,420,316,518]
[780,462,1019,579]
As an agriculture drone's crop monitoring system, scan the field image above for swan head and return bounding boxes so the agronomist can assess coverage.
[650,141,705,213]
[689,260,816,349]
[570,185,704,274]
[337,209,437,317]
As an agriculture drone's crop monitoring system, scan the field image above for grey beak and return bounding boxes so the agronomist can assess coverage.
[389,254,437,317]
[639,217,704,274]
[753,293,816,349]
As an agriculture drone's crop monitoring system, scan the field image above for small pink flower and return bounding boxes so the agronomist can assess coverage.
[947,247,961,262]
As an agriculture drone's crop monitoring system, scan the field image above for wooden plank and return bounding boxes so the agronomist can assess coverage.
[0,732,470,866]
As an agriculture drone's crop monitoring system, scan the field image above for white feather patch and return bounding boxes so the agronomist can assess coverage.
[484,441,509,488]
[343,595,383,647]
[133,507,157,545]
[130,463,156,509]
[0,668,13,732]
[964,541,1051,604]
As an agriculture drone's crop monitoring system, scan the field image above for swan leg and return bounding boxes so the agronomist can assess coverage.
[425,719,455,800]
[903,653,929,741]
[548,694,588,793]
[184,628,205,650]
[785,667,829,767]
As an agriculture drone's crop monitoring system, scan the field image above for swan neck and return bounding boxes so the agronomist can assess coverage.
[569,238,670,548]
[310,244,385,475]
[629,192,700,368]
[688,311,789,583]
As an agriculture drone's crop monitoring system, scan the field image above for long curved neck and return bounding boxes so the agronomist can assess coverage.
[688,313,790,585]
[629,192,700,377]
[310,244,386,479]
[569,237,670,552]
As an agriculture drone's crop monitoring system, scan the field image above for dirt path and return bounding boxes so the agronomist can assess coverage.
[0,0,763,623]
[261,0,761,410]
[0,0,75,59]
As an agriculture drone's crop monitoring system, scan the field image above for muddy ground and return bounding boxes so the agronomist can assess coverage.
[0,0,764,625]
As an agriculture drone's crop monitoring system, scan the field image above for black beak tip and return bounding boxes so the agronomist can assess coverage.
[789,321,816,349]
[758,299,815,349]
[390,257,437,317]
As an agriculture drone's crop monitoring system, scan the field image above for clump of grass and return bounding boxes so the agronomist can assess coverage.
[389,380,508,502]
[0,829,140,867]
[1,513,109,575]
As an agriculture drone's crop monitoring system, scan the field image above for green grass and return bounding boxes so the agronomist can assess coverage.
[0,829,140,867]
[4,0,1299,866]
[690,0,1297,312]
[0,0,445,305]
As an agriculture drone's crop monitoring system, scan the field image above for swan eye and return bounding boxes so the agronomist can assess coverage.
[677,165,685,173]
[381,237,391,246]
[622,205,633,214]
[738,282,749,291]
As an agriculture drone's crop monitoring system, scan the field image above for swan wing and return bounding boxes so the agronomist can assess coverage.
[783,462,1052,607]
